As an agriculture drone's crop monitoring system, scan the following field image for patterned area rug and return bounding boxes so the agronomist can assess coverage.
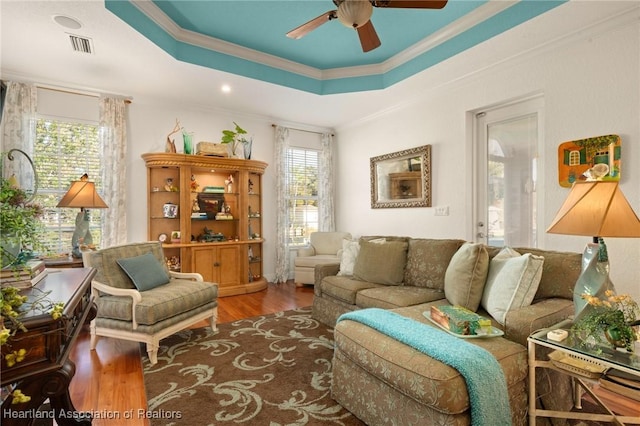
[143,307,365,425]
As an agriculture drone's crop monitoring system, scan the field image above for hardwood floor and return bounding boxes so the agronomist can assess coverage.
[68,281,314,426]
[66,282,639,424]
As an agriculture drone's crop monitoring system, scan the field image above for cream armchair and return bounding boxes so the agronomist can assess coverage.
[83,241,218,364]
[294,232,351,285]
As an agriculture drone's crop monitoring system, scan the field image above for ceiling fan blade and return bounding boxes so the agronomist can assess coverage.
[286,10,337,39]
[357,21,381,52]
[371,0,448,9]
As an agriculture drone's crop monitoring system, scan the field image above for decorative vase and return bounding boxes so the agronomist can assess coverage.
[604,326,627,349]
[1,237,21,268]
[182,132,193,155]
[243,138,252,160]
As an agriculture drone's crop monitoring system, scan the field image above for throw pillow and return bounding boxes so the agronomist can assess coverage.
[444,242,489,311]
[481,247,544,325]
[337,239,360,276]
[116,252,171,291]
[353,239,408,285]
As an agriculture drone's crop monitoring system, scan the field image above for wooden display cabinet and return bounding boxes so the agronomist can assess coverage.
[142,153,268,296]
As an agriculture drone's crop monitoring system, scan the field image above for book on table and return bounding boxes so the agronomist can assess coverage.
[599,369,640,401]
[1,260,48,289]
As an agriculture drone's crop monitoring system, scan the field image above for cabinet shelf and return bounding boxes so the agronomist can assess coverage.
[143,152,267,297]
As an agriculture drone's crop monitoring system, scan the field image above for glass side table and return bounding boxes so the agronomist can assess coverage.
[528,319,640,425]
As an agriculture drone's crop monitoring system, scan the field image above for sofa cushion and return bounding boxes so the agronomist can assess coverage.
[481,247,544,325]
[337,239,360,276]
[404,238,465,289]
[95,278,218,325]
[95,242,169,290]
[356,286,444,309]
[321,275,383,305]
[294,254,340,268]
[444,242,489,311]
[353,239,409,285]
[514,247,581,301]
[333,304,528,415]
[116,252,170,291]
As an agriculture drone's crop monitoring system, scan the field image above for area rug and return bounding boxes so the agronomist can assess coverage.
[142,307,365,426]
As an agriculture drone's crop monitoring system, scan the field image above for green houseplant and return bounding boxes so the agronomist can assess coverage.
[220,122,251,158]
[572,290,640,352]
[0,174,44,269]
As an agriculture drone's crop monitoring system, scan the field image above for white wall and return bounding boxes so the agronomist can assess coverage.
[333,11,640,299]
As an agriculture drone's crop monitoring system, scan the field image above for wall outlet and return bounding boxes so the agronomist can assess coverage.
[435,206,449,216]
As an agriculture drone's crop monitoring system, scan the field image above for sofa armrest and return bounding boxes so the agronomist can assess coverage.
[169,270,204,282]
[313,263,341,296]
[91,280,144,329]
[298,246,316,257]
[503,298,573,346]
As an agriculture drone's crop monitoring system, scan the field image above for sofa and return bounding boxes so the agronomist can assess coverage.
[312,236,582,425]
[294,231,352,285]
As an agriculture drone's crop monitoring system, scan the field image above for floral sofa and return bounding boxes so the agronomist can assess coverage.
[312,236,582,425]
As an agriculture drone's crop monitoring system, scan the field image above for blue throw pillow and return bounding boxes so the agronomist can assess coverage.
[116,252,170,291]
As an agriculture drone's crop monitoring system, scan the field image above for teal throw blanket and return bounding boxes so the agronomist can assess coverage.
[337,308,511,426]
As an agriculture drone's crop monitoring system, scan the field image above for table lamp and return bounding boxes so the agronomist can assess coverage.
[57,174,108,258]
[547,181,640,321]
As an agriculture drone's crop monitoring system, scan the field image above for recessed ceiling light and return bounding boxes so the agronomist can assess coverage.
[53,14,82,30]
[221,84,231,94]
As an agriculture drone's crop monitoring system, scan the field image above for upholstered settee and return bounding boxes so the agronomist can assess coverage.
[312,236,582,425]
[294,231,352,285]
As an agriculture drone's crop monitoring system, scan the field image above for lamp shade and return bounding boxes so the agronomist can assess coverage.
[56,180,108,209]
[546,181,640,237]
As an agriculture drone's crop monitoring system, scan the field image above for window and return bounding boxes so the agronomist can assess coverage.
[286,147,319,246]
[33,117,103,254]
[569,150,580,166]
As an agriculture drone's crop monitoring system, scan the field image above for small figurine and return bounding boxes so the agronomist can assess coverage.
[248,179,254,194]
[164,178,177,192]
[190,174,199,192]
[224,174,234,193]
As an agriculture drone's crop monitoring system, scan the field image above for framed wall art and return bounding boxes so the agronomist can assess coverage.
[557,134,621,188]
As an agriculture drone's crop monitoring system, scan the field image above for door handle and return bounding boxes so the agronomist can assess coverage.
[214,262,220,267]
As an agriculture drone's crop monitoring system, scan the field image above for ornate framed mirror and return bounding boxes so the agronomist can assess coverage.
[370,145,432,208]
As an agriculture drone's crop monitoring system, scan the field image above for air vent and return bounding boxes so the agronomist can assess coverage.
[68,34,93,54]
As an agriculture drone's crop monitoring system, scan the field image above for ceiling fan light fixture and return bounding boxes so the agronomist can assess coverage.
[337,0,373,29]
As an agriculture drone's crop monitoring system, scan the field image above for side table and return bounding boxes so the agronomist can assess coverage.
[1,268,97,426]
[528,319,640,425]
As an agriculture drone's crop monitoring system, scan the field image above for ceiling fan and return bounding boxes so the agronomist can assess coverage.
[286,0,448,53]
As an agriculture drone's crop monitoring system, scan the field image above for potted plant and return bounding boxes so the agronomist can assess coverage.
[220,122,252,159]
[572,290,640,352]
[0,174,44,269]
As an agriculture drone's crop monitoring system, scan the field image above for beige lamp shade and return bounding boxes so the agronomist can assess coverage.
[56,180,108,209]
[547,181,640,237]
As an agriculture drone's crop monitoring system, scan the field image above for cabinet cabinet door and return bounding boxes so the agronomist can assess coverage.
[216,245,240,288]
[192,245,240,288]
[192,248,215,283]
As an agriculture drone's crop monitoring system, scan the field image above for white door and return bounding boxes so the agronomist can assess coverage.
[473,97,543,248]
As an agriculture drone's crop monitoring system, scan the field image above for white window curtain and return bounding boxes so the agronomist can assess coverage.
[0,82,37,190]
[274,125,290,283]
[99,96,128,248]
[318,133,335,232]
